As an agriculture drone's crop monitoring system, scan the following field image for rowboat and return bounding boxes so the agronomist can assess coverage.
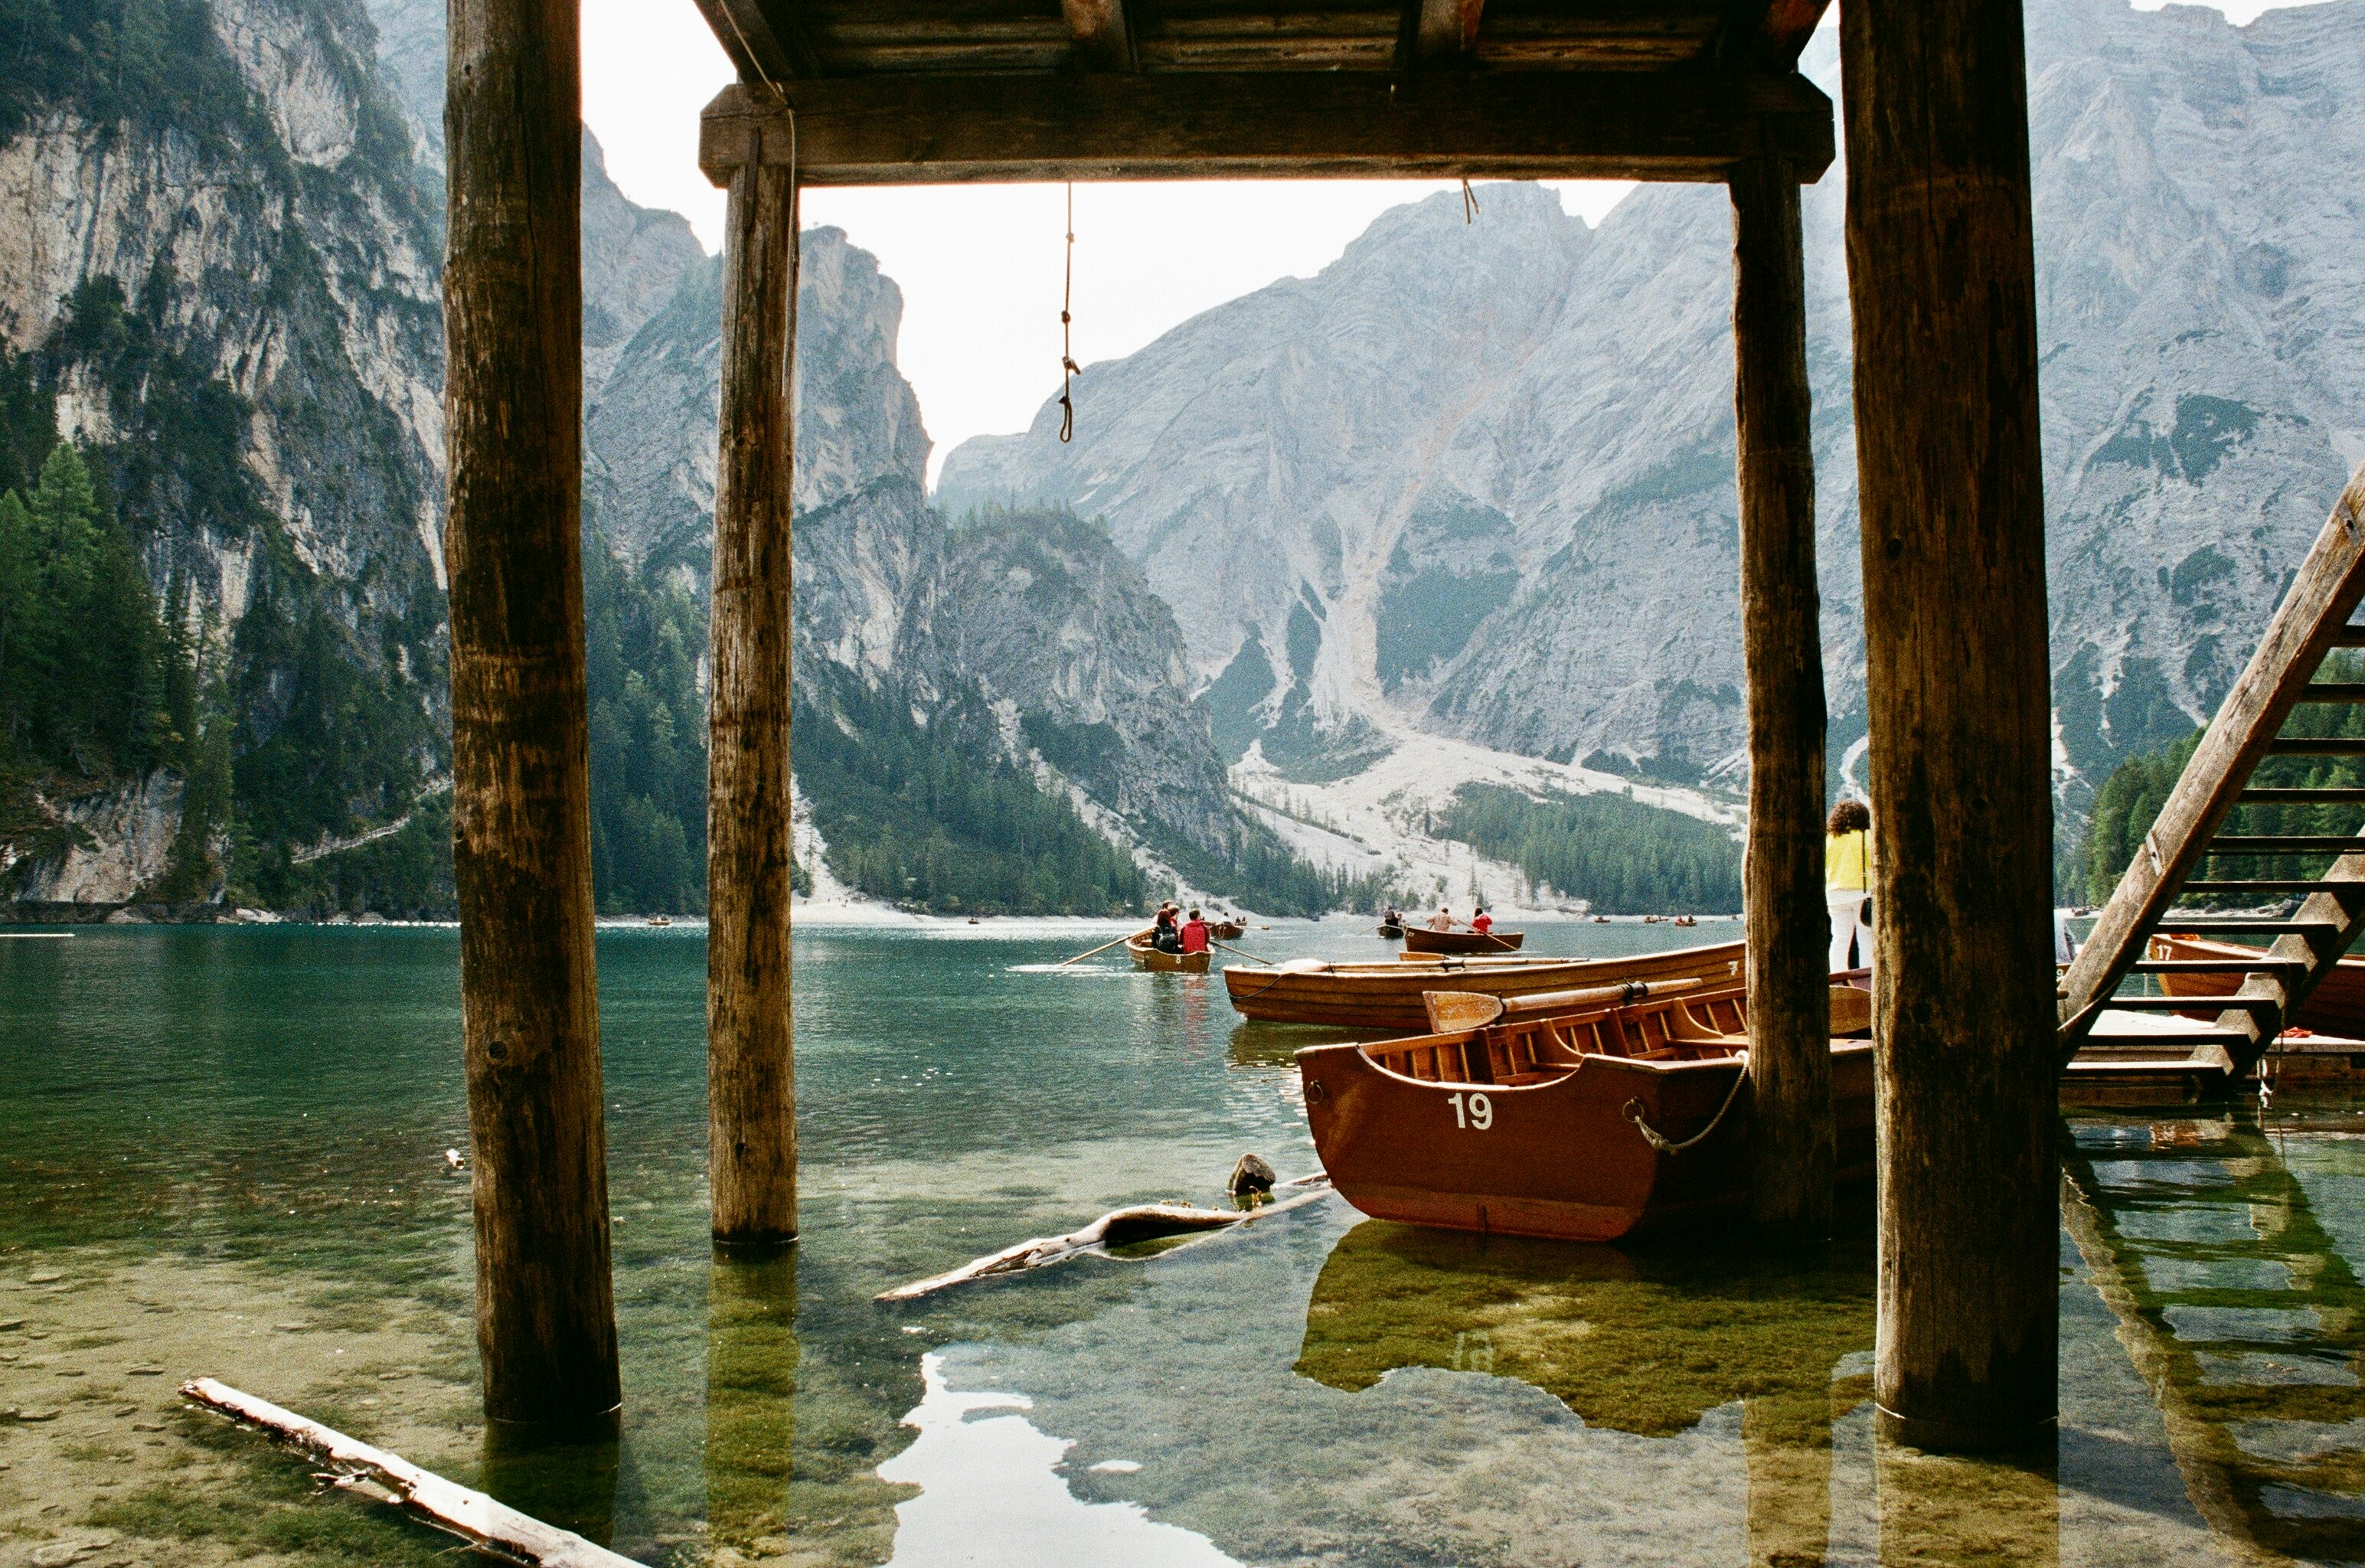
[1210,919,1246,941]
[1401,926,1526,956]
[1295,983,1875,1243]
[1223,940,1746,1031]
[2149,931,2365,1037]
[1128,933,1210,974]
[1376,923,1405,939]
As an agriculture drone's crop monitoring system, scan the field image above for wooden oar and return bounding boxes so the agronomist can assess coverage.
[1211,937,1277,965]
[1055,928,1151,968]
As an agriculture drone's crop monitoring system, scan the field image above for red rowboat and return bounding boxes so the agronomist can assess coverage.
[2150,931,2365,1037]
[1296,984,1875,1242]
[1226,940,1746,1031]
[1400,926,1526,956]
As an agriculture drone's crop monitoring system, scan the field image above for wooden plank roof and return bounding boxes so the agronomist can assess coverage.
[691,0,1833,184]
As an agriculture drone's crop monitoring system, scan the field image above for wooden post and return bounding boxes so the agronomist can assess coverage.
[1841,0,2058,1451]
[706,1253,800,1547]
[702,109,799,1249]
[1730,156,1831,1239]
[444,0,619,1423]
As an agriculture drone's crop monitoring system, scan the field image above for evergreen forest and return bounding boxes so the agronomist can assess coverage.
[2081,658,2365,908]
[1437,783,1746,915]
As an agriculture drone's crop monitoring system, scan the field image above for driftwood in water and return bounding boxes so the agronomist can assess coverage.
[180,1378,635,1567]
[877,1177,1333,1302]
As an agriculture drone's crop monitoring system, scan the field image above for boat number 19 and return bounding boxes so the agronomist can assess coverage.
[1448,1092,1494,1131]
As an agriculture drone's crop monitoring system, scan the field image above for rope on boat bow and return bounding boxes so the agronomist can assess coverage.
[1622,1054,1749,1157]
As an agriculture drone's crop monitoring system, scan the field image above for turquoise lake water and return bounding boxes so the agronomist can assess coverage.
[2,916,2363,1565]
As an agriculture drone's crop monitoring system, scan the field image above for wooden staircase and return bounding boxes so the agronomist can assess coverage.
[2059,465,2365,1092]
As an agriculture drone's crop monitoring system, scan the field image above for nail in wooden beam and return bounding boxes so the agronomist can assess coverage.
[702,114,799,1250]
[444,0,619,1426]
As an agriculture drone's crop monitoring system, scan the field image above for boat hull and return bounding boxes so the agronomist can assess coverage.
[1129,936,1210,974]
[1226,941,1745,1031]
[2152,932,2365,1037]
[1298,1037,1875,1243]
[1401,926,1526,956]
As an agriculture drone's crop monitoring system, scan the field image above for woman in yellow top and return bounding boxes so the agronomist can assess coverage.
[1826,799,1873,974]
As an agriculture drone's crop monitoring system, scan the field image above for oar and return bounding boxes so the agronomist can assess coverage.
[1056,928,1151,968]
[1211,937,1278,965]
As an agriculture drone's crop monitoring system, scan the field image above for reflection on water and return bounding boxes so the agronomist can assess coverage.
[3,923,2365,1565]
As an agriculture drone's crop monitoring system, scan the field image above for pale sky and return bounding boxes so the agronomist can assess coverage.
[580,0,2327,482]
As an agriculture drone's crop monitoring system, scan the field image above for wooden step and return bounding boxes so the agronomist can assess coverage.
[2328,627,2365,647]
[2148,917,2343,933]
[2237,787,2365,803]
[2265,738,2365,755]
[2294,683,2365,702]
[2206,835,2365,853]
[2177,879,2362,893]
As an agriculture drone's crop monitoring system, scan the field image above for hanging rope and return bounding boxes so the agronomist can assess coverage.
[1057,182,1080,443]
[1622,1054,1749,1156]
[1461,178,1480,224]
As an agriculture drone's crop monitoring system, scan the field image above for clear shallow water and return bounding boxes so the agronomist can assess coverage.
[0,916,2360,1566]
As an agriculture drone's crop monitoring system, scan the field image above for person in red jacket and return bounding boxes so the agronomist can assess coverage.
[1470,906,1493,936]
[1179,908,1211,955]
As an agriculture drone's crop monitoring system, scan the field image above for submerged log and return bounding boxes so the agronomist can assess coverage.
[181,1379,635,1567]
[877,1178,1334,1302]
[1842,0,2058,1452]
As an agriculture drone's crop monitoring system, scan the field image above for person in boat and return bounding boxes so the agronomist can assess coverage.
[1382,904,1402,929]
[1826,799,1873,973]
[1428,906,1454,931]
[1470,906,1493,936]
[1152,901,1183,954]
[1179,908,1211,956]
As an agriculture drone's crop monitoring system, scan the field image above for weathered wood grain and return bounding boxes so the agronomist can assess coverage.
[1730,155,1831,1239]
[697,70,1835,185]
[1841,0,2056,1453]
[704,119,800,1250]
[444,0,619,1425]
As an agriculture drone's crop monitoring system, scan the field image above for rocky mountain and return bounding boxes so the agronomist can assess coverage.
[941,0,2365,848]
[0,0,1315,914]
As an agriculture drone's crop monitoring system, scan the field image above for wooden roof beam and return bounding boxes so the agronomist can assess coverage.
[1063,0,1138,71]
[1707,0,1831,72]
[700,70,1834,185]
[691,0,820,82]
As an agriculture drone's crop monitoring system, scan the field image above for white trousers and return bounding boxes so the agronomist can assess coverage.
[1828,891,1871,975]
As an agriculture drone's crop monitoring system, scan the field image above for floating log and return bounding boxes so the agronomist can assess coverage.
[180,1379,635,1567]
[877,1178,1333,1301]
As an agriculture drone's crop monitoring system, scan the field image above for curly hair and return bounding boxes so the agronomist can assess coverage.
[1827,799,1870,835]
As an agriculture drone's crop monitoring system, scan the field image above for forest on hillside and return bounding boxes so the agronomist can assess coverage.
[1437,783,1746,915]
[2081,657,2365,908]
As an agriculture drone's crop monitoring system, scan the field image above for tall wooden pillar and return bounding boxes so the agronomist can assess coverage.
[1841,0,2058,1450]
[701,108,799,1249]
[1730,156,1832,1239]
[444,0,619,1422]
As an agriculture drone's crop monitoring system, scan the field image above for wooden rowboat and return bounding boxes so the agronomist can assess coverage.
[1128,933,1210,974]
[1210,919,1246,941]
[1401,926,1526,956]
[1224,940,1746,1032]
[1296,983,1875,1243]
[2150,931,2365,1037]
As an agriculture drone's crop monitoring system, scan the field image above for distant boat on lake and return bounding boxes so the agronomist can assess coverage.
[1128,933,1210,973]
